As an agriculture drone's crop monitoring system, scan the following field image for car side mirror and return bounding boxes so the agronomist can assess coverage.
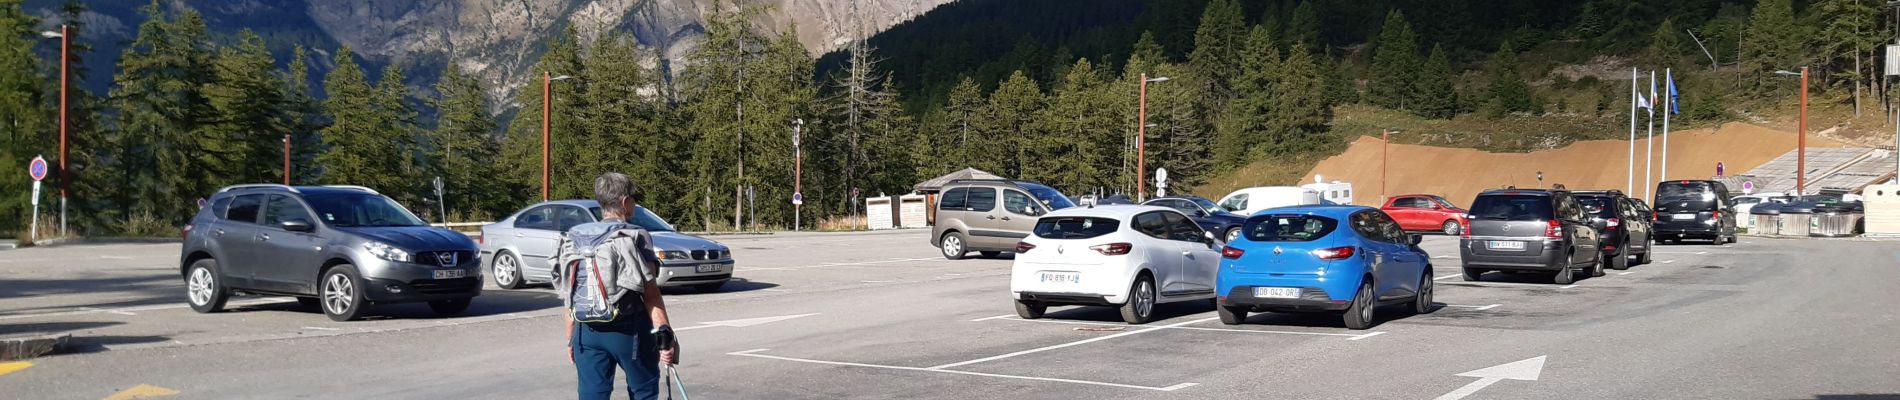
[1203,231,1220,246]
[281,219,314,232]
[1408,234,1423,246]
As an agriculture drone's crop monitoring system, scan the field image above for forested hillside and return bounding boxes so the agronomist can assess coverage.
[1,0,1892,238]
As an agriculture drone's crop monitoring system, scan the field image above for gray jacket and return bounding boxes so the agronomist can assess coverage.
[550,221,660,311]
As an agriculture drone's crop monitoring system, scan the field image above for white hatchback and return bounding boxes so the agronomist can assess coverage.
[1010,205,1222,324]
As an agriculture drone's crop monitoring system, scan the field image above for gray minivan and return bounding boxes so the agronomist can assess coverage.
[1458,189,1603,284]
[931,180,1075,259]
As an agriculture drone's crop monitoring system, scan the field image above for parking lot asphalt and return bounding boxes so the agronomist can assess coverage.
[2,231,1898,399]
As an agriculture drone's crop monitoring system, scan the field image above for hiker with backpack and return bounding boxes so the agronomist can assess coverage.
[552,172,680,400]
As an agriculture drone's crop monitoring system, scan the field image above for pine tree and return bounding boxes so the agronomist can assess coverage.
[924,76,986,177]
[317,47,417,203]
[1271,41,1331,154]
[51,0,113,232]
[1214,25,1281,168]
[579,32,674,217]
[0,0,45,230]
[1743,0,1802,80]
[1483,41,1536,118]
[981,71,1044,180]
[1130,31,1166,69]
[1369,10,1420,111]
[284,45,323,185]
[1037,58,1109,191]
[1144,63,1212,194]
[1188,0,1246,102]
[1286,1,1321,51]
[108,1,221,223]
[1416,43,1459,119]
[1813,0,1881,115]
[1646,19,1687,72]
[205,30,292,185]
[428,64,502,218]
[681,4,755,228]
[498,26,584,209]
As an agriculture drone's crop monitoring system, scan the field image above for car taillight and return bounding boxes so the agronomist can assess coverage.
[1311,246,1356,260]
[1016,241,1036,253]
[181,224,193,239]
[1605,218,1620,230]
[476,233,484,245]
[1712,211,1721,220]
[1221,246,1245,259]
[1651,211,1658,221]
[1545,219,1562,239]
[1089,243,1132,256]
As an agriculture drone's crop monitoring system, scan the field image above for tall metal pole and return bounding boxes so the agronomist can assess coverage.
[57,25,67,236]
[542,71,551,201]
[283,134,291,185]
[1381,129,1389,202]
[1662,68,1672,182]
[1799,67,1809,195]
[1628,68,1638,194]
[1645,71,1656,200]
[793,119,803,231]
[1137,73,1148,202]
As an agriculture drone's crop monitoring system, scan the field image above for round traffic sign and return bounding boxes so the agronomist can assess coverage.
[1742,180,1755,191]
[1717,162,1726,177]
[792,192,804,205]
[28,156,47,182]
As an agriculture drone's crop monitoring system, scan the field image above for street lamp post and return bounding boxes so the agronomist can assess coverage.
[1381,128,1399,202]
[542,73,572,201]
[1775,68,1809,195]
[1136,74,1169,202]
[41,26,67,235]
[793,118,804,231]
[283,134,291,185]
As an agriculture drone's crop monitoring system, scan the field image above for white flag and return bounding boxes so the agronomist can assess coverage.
[1636,93,1651,110]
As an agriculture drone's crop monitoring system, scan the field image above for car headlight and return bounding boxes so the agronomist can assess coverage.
[364,241,413,263]
[655,250,689,261]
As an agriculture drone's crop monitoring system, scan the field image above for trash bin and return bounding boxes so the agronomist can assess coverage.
[1779,200,1818,237]
[1809,202,1865,238]
[1750,203,1784,236]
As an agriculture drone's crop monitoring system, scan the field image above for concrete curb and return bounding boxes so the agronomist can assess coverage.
[0,334,69,361]
[18,237,181,249]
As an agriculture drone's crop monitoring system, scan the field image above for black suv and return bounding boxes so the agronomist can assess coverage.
[1458,189,1604,284]
[1652,180,1737,244]
[180,184,482,321]
[1572,190,1653,270]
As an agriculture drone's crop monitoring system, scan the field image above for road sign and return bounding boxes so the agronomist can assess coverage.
[196,197,207,209]
[432,176,445,196]
[30,181,40,205]
[1536,171,1544,182]
[1155,168,1169,188]
[792,192,803,205]
[1716,162,1725,177]
[28,156,47,182]
[1742,180,1756,195]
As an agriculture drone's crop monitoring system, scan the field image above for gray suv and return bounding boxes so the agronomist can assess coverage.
[180,184,482,321]
[1458,189,1604,284]
[930,180,1075,259]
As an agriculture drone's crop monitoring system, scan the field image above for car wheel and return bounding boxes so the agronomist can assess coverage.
[979,251,1001,259]
[693,281,726,293]
[493,251,525,290]
[428,298,472,315]
[1119,275,1156,324]
[185,259,230,313]
[1342,280,1376,330]
[1014,300,1046,319]
[1553,262,1575,285]
[320,265,369,322]
[1461,266,1484,282]
[1218,304,1247,325]
[1411,270,1435,314]
[1442,220,1463,236]
[1224,227,1242,243]
[1590,253,1607,277]
[1635,242,1653,265]
[1609,247,1630,270]
[939,232,968,260]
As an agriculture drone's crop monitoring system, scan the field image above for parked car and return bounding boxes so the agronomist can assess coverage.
[1215,206,1432,330]
[1572,190,1653,270]
[1010,205,1220,324]
[1458,188,1604,284]
[1143,195,1248,242]
[480,200,734,292]
[932,180,1076,259]
[1216,186,1324,216]
[180,184,481,321]
[1652,180,1737,244]
[1380,194,1469,235]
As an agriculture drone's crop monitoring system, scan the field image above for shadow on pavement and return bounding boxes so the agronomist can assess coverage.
[0,321,124,336]
[1039,301,1216,324]
[64,334,173,353]
[0,275,183,315]
[660,278,779,295]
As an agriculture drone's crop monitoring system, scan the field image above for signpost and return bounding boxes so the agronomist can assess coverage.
[1155,168,1169,198]
[28,156,47,242]
[1716,162,1725,177]
[792,119,803,231]
[432,176,446,223]
[1742,180,1756,195]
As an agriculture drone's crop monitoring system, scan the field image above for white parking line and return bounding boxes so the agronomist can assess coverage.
[969,314,1016,322]
[1347,331,1386,341]
[301,326,339,331]
[1443,304,1501,311]
[928,317,1219,370]
[1558,284,1579,289]
[1432,256,1455,259]
[1617,271,1637,276]
[1662,260,1677,264]
[78,307,137,316]
[1434,274,1462,281]
[727,349,1198,392]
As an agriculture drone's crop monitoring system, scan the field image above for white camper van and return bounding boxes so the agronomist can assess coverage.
[1301,175,1354,205]
[1215,186,1323,216]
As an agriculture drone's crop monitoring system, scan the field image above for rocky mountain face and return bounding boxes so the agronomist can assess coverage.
[37,0,949,107]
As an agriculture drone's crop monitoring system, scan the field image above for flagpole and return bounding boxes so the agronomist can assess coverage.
[1662,68,1672,182]
[1628,67,1638,194]
[1645,70,1656,200]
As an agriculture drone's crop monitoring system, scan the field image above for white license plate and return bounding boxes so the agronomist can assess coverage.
[1254,287,1300,299]
[1673,213,1697,220]
[1486,240,1526,250]
[1039,272,1080,284]
[695,263,727,273]
[432,269,466,279]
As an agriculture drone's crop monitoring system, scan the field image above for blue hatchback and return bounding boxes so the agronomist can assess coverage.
[1215,205,1434,329]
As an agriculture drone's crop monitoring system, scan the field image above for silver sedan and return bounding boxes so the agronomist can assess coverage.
[479,200,735,292]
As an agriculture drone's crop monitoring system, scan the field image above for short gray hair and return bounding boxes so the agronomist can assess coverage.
[593,172,643,211]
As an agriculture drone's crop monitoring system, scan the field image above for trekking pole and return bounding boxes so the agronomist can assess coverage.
[668,364,690,400]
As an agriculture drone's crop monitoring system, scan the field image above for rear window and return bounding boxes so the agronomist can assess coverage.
[1033,217,1120,239]
[1469,195,1553,221]
[1576,196,1617,217]
[1242,215,1338,242]
[1657,182,1716,203]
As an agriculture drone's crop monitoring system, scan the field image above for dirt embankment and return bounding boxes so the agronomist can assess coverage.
[1304,123,1846,205]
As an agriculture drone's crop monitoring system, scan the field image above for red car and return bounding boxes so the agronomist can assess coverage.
[1380,194,1469,235]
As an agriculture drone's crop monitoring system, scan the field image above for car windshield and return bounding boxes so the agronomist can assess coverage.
[304,194,427,227]
[1242,215,1337,242]
[1020,184,1076,210]
[1469,195,1553,221]
[1189,198,1220,212]
[588,206,677,232]
[1576,196,1616,218]
[1033,217,1120,239]
[1432,196,1461,210]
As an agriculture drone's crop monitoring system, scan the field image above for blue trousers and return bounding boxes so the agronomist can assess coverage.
[571,306,660,400]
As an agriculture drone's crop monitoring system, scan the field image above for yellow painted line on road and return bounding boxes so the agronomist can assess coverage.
[0,361,32,377]
[101,384,179,400]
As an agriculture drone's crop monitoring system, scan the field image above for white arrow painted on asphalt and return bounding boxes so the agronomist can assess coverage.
[676,313,818,331]
[1433,355,1546,400]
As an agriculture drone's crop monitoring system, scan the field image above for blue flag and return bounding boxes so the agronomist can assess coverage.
[1667,74,1680,115]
